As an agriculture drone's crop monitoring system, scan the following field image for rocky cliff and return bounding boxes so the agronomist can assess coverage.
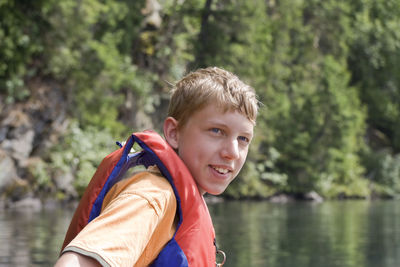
[0,79,70,209]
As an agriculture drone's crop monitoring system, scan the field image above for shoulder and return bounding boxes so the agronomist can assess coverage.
[102,171,176,215]
[107,170,174,198]
[63,171,178,266]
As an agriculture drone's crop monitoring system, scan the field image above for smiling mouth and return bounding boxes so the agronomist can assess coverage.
[211,166,230,174]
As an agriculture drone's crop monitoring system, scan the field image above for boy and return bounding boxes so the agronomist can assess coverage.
[55,67,258,267]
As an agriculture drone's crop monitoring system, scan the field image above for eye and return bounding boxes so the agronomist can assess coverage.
[210,128,222,134]
[238,136,250,144]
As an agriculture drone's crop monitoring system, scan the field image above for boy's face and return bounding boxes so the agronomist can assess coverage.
[165,103,254,195]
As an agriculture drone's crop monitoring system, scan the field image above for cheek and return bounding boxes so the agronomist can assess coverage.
[237,151,248,168]
[178,141,204,166]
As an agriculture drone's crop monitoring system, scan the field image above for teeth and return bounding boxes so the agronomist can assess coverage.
[213,167,229,174]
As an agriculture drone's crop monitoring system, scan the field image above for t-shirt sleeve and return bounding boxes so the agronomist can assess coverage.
[63,172,176,267]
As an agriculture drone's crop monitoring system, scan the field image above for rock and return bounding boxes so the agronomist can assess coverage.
[135,109,154,132]
[0,80,71,204]
[8,197,42,211]
[0,127,7,143]
[3,178,31,202]
[269,193,294,203]
[0,149,19,194]
[141,0,162,28]
[1,109,31,129]
[205,195,224,204]
[53,170,78,198]
[1,129,34,164]
[42,198,60,210]
[304,191,324,202]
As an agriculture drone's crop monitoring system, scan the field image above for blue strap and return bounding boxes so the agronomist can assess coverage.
[88,136,135,221]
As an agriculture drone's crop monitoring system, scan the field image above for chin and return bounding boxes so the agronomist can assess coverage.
[204,187,227,196]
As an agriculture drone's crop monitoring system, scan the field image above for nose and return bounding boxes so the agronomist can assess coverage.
[221,139,240,160]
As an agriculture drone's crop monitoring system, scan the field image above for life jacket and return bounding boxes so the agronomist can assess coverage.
[61,130,217,266]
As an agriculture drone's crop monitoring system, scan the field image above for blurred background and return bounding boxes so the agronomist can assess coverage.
[1,0,400,266]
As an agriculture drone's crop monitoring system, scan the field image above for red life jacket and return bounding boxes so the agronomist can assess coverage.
[61,130,217,266]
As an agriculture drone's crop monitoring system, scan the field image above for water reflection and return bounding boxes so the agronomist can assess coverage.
[0,208,73,267]
[0,200,400,267]
[209,200,400,267]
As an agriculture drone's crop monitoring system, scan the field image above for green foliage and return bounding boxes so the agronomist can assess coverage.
[27,158,52,191]
[41,0,154,135]
[348,0,400,150]
[318,173,370,199]
[272,3,365,195]
[0,0,50,102]
[50,121,117,196]
[225,143,287,199]
[362,148,400,196]
[2,0,400,199]
[193,0,367,196]
[225,161,278,199]
[258,147,288,189]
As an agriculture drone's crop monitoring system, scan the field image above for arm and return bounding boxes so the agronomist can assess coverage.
[54,251,101,267]
[55,173,176,266]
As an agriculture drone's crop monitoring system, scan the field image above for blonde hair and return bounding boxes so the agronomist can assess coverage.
[168,67,259,128]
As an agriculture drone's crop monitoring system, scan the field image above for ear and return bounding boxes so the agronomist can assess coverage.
[163,117,179,149]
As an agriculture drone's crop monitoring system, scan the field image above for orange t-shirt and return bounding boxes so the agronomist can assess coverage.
[63,170,177,267]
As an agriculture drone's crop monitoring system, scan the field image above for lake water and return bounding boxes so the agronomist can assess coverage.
[0,200,399,267]
[209,200,400,267]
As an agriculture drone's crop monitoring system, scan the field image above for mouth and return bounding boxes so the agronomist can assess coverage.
[210,165,232,175]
